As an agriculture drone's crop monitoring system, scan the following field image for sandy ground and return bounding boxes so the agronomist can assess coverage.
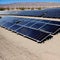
[0,27,60,60]
[0,16,60,60]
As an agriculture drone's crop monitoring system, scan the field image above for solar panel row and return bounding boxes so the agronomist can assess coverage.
[0,8,60,18]
[0,16,60,43]
[0,10,44,17]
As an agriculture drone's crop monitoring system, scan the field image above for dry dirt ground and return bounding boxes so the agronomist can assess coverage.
[0,17,60,60]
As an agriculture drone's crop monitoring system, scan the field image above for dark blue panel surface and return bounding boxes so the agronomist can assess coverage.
[0,21,7,26]
[13,10,44,17]
[25,21,36,27]
[10,24,22,31]
[18,20,30,25]
[0,16,20,23]
[31,22,45,29]
[40,24,60,34]
[0,10,44,17]
[42,8,60,18]
[16,27,50,42]
[2,22,14,28]
[41,20,50,23]
[49,21,60,25]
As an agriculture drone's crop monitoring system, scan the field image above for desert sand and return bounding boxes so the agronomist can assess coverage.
[0,16,60,60]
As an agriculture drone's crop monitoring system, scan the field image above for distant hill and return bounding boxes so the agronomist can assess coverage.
[0,2,60,8]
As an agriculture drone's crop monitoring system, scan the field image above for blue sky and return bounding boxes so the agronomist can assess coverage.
[0,0,60,4]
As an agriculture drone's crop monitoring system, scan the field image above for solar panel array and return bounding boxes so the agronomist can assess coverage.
[0,8,60,18]
[0,16,60,43]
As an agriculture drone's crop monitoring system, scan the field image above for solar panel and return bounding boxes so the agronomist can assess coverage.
[31,22,45,29]
[9,24,22,31]
[0,16,16,21]
[17,20,30,26]
[49,21,60,26]
[2,22,14,29]
[40,24,60,34]
[25,21,36,27]
[42,8,60,18]
[30,19,51,23]
[41,20,51,23]
[0,17,20,24]
[0,10,44,17]
[16,27,50,42]
[0,20,7,26]
[17,10,44,17]
[0,16,60,43]
[0,16,51,25]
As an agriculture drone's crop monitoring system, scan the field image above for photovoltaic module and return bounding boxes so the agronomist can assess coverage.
[0,16,60,43]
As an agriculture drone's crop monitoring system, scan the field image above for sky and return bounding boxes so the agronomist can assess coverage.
[0,0,60,4]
